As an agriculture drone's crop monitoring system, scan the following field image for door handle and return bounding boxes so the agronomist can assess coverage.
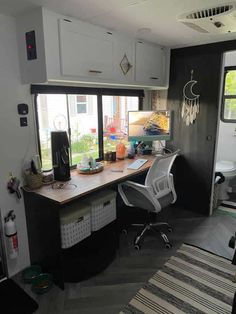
[89,70,103,74]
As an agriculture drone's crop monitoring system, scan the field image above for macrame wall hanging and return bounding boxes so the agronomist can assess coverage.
[181,70,200,126]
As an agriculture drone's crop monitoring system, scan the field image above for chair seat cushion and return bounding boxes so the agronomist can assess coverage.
[122,184,174,212]
[122,184,155,211]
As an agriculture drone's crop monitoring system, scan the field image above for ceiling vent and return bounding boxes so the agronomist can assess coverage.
[178,2,236,33]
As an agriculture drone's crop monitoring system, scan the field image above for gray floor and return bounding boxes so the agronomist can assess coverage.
[16,206,236,314]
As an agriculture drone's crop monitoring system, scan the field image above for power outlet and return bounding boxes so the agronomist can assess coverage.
[20,117,28,127]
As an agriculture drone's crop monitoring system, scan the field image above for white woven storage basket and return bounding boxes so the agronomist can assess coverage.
[88,190,117,231]
[60,202,91,249]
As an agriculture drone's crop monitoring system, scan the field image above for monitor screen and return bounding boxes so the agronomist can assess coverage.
[128,110,171,142]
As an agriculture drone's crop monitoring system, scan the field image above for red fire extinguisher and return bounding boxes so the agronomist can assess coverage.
[4,210,19,259]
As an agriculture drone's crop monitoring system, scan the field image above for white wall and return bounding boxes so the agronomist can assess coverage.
[0,13,152,278]
[217,122,236,162]
[0,14,37,277]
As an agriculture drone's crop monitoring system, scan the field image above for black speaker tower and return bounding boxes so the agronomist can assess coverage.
[51,131,71,181]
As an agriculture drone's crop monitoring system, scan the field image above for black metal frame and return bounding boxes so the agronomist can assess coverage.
[221,66,236,123]
[32,85,144,168]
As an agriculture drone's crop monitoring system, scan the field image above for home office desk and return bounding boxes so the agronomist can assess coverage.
[23,155,155,288]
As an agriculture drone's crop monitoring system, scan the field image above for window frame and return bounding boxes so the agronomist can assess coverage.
[221,66,236,123]
[32,85,144,169]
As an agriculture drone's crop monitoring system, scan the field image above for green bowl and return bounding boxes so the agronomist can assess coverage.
[22,265,42,284]
[31,273,53,294]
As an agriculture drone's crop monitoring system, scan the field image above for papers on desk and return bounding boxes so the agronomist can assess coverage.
[127,159,148,170]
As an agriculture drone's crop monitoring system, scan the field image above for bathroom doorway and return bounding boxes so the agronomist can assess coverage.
[210,50,236,216]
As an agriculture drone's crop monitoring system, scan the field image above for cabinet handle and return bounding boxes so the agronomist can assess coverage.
[150,77,159,80]
[89,70,103,74]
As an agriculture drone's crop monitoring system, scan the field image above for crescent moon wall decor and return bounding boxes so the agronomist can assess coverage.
[181,70,200,126]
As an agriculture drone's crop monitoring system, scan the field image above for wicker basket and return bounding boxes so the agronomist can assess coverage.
[88,190,117,231]
[60,202,91,248]
[24,172,43,189]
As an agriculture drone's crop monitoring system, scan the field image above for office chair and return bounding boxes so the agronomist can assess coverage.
[118,150,179,249]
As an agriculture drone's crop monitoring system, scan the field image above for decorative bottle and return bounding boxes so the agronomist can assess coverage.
[127,142,135,159]
[116,141,126,160]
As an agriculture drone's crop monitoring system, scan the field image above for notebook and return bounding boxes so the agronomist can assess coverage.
[127,159,148,170]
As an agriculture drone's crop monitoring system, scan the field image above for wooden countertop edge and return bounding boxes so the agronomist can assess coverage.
[22,156,155,205]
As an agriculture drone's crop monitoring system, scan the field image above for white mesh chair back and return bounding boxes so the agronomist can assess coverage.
[145,150,179,187]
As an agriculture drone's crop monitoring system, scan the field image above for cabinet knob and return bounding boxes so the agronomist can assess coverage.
[150,77,159,80]
[89,70,103,74]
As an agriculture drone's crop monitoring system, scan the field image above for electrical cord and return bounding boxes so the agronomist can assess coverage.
[51,182,77,190]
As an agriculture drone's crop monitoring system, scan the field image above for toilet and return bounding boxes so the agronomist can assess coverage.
[215,160,236,200]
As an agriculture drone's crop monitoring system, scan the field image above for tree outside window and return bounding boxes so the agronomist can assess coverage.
[222,68,236,122]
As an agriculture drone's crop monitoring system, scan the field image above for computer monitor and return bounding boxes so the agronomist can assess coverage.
[128,110,171,142]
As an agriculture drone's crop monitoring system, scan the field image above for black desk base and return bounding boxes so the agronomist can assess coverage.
[62,222,118,282]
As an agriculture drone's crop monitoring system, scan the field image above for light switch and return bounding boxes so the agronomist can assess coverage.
[20,117,28,127]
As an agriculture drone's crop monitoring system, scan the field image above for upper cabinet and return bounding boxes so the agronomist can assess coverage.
[135,41,168,86]
[59,19,114,80]
[16,8,170,89]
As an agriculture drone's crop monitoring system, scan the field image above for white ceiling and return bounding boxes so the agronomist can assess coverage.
[1,0,236,47]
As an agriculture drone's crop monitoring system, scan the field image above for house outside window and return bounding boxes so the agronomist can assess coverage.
[76,95,87,114]
[32,86,143,170]
[222,67,236,122]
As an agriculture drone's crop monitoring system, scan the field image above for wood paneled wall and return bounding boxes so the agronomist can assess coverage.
[167,40,236,215]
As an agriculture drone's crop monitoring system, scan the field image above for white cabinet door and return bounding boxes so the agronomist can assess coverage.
[135,41,166,86]
[113,35,134,82]
[59,19,114,80]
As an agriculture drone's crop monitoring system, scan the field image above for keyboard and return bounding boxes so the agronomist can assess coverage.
[127,159,148,170]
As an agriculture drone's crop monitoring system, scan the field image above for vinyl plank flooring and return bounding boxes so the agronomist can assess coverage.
[14,206,236,314]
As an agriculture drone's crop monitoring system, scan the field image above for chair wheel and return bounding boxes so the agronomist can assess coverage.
[134,244,141,250]
[122,229,128,235]
[165,242,172,249]
[168,227,173,233]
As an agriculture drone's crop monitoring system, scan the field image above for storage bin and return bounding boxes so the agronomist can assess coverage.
[88,190,117,231]
[60,202,91,249]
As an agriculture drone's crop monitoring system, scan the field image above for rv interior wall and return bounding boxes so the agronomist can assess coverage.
[216,50,236,191]
[151,90,168,110]
[167,40,236,215]
[0,14,37,277]
[167,45,222,215]
[0,13,154,278]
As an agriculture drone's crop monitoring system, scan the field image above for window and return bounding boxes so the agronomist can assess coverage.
[76,95,87,113]
[222,67,236,122]
[32,85,143,170]
[103,96,139,152]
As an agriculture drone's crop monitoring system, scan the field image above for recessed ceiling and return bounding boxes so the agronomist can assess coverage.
[1,0,236,47]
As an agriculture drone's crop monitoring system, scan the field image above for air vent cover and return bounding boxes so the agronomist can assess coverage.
[178,2,236,33]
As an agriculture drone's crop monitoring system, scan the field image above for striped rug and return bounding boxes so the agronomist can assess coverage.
[217,201,236,218]
[120,243,236,314]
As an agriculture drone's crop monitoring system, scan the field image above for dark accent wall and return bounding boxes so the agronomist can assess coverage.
[167,40,236,215]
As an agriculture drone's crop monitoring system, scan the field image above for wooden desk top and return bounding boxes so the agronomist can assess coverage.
[27,155,155,205]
